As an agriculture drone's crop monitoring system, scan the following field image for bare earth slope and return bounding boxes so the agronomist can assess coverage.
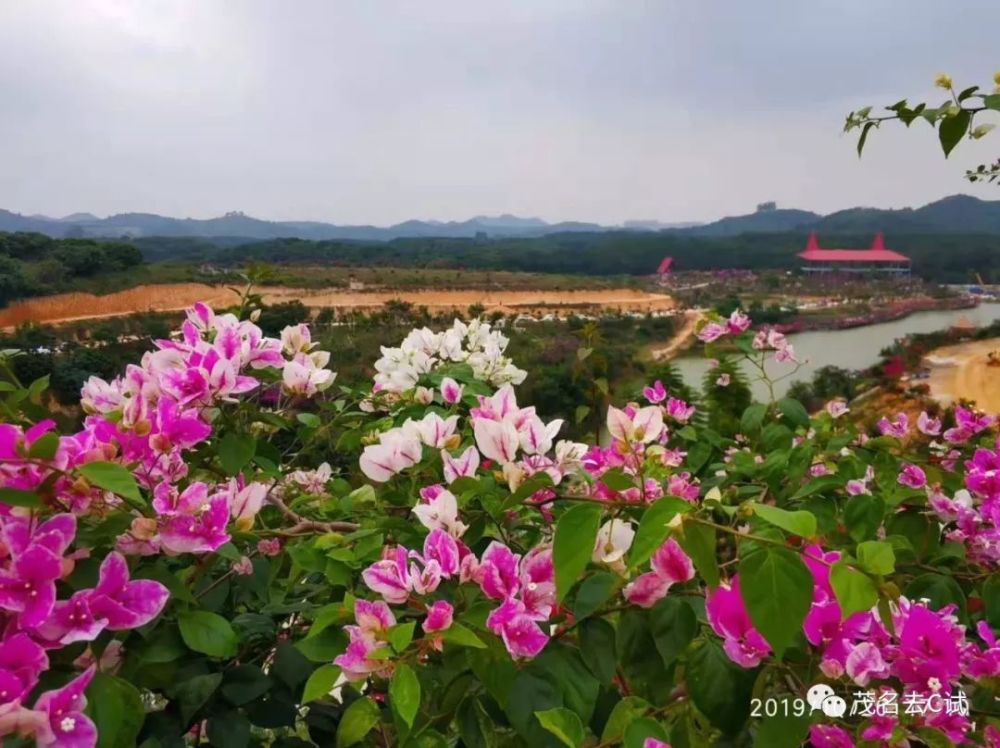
[924,337,1000,414]
[0,284,675,328]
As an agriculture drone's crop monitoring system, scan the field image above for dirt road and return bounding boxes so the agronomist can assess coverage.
[0,284,676,329]
[924,337,1000,414]
[648,311,703,361]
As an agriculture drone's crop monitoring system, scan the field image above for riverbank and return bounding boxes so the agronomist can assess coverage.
[924,337,1000,414]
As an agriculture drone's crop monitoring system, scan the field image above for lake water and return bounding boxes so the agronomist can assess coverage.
[672,304,1000,401]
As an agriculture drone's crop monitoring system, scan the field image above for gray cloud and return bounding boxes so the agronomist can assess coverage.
[0,0,997,225]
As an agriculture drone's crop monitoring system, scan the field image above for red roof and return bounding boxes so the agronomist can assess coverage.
[657,256,674,274]
[798,232,909,263]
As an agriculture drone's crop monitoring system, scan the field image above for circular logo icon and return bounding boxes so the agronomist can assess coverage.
[806,683,835,711]
[820,695,848,718]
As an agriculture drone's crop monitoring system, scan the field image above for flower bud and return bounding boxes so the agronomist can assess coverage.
[934,73,953,89]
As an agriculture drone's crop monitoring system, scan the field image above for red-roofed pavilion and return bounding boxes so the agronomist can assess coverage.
[798,232,910,275]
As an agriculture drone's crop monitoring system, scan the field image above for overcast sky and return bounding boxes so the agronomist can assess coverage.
[0,1,997,225]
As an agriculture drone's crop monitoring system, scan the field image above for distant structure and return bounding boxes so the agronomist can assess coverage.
[798,232,910,276]
[756,201,777,212]
[656,256,674,284]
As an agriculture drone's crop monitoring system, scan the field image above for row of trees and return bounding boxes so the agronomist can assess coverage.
[0,232,143,306]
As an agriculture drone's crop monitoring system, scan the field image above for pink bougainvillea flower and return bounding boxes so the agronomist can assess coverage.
[405,413,459,449]
[87,552,169,630]
[334,601,396,682]
[158,496,231,554]
[359,431,422,482]
[472,419,520,464]
[441,446,480,484]
[897,463,927,489]
[519,547,555,620]
[877,412,908,438]
[478,542,522,600]
[826,400,849,418]
[624,538,694,608]
[439,377,464,405]
[642,380,667,404]
[808,724,855,748]
[363,546,413,604]
[226,478,269,530]
[606,405,664,444]
[33,666,97,748]
[412,488,468,538]
[423,600,454,634]
[0,634,48,703]
[844,641,890,686]
[665,398,695,423]
[917,411,942,436]
[421,529,460,577]
[0,545,63,629]
[705,578,772,668]
[147,398,211,453]
[485,597,549,659]
[726,309,751,334]
[697,322,727,343]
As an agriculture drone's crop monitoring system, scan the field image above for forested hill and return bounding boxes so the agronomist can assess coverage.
[2,194,999,241]
[134,230,1000,284]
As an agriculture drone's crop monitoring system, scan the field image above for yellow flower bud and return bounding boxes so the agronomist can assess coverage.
[934,73,953,89]
[994,71,1000,86]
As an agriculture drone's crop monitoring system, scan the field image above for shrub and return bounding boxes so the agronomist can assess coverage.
[0,301,997,747]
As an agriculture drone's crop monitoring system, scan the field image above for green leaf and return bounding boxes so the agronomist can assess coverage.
[983,575,1000,629]
[751,503,817,538]
[218,433,256,476]
[573,571,618,620]
[206,711,252,748]
[830,561,878,618]
[388,621,416,653]
[175,672,223,725]
[303,664,341,703]
[440,621,486,648]
[788,473,844,501]
[984,93,1000,111]
[220,664,272,706]
[905,573,967,620]
[297,412,322,428]
[337,697,381,748]
[649,596,697,667]
[844,494,885,542]
[857,540,895,575]
[777,397,810,429]
[754,712,811,748]
[677,522,719,588]
[553,503,602,602]
[574,405,590,424]
[579,618,616,684]
[534,707,585,748]
[78,462,142,503]
[600,696,651,743]
[87,673,145,748]
[600,468,635,492]
[686,639,756,736]
[740,403,768,435]
[178,610,239,658]
[857,120,875,156]
[939,108,971,156]
[624,719,670,748]
[739,547,812,657]
[0,488,41,508]
[630,497,692,567]
[28,432,60,460]
[390,663,421,728]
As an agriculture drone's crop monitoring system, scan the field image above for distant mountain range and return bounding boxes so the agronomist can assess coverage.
[2,194,999,242]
